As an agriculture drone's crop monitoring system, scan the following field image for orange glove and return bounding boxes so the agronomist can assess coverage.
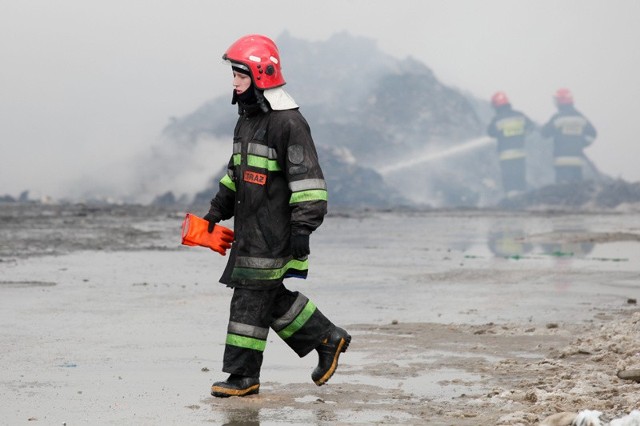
[181,213,234,255]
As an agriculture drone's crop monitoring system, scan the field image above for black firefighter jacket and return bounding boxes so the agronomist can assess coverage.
[208,103,328,290]
[542,105,597,167]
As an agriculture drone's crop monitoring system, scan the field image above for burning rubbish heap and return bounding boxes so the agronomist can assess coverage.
[162,32,489,209]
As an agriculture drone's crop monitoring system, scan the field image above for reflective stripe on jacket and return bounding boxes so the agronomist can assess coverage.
[553,156,584,167]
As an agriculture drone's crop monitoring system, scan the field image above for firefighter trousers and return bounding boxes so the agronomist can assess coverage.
[555,165,583,184]
[222,284,334,378]
[500,157,526,192]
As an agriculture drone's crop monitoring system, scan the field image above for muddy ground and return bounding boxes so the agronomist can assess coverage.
[1,204,639,425]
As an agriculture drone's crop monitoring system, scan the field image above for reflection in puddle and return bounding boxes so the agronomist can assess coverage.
[537,229,595,258]
[485,218,612,260]
[488,222,534,259]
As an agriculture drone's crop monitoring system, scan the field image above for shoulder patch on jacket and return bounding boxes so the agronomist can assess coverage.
[288,145,304,164]
[289,165,308,176]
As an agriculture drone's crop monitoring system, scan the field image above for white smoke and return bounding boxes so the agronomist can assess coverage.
[67,134,231,204]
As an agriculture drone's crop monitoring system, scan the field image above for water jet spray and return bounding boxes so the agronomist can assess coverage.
[379,136,494,176]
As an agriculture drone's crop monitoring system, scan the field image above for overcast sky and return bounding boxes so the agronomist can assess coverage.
[2,0,639,200]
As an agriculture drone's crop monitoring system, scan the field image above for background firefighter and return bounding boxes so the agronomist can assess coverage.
[542,88,598,184]
[202,34,350,398]
[486,91,536,196]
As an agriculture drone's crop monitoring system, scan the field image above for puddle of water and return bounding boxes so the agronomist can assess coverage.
[346,367,487,402]
[347,347,506,367]
[580,241,640,270]
[206,405,416,425]
[335,349,490,401]
[403,368,488,401]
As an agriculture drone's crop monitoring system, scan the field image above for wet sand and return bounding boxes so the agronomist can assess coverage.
[1,204,639,424]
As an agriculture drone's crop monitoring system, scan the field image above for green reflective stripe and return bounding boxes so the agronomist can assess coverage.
[226,333,266,352]
[220,174,236,192]
[232,258,308,281]
[247,155,281,171]
[290,189,328,204]
[232,153,281,171]
[277,300,317,340]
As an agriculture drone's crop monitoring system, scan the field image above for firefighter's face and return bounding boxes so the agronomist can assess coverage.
[233,71,252,94]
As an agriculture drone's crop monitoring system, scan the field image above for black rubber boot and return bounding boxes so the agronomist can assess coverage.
[312,326,351,386]
[211,374,260,398]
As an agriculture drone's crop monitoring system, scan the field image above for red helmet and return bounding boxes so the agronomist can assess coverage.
[223,34,285,90]
[554,88,574,105]
[491,91,510,107]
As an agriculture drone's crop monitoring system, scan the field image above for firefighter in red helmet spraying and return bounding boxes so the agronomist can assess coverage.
[542,88,597,183]
[487,91,535,196]
[202,34,350,398]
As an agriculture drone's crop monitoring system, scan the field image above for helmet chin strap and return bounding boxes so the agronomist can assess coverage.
[233,86,271,115]
[255,88,270,113]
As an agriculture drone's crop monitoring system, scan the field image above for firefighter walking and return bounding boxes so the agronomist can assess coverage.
[202,34,350,398]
